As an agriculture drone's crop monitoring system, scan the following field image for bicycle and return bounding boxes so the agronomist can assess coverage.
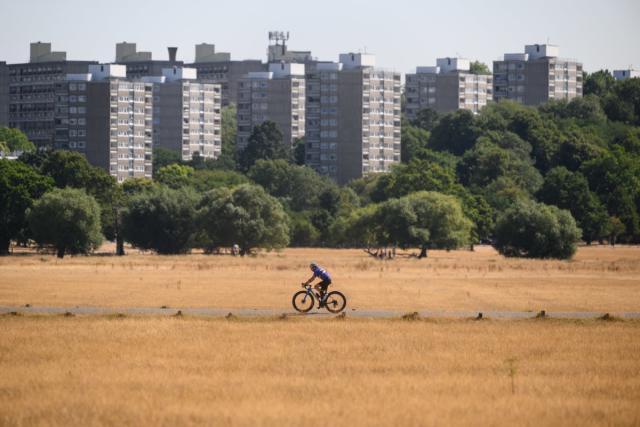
[292,283,347,313]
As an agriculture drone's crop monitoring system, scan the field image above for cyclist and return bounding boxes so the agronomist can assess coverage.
[303,262,332,306]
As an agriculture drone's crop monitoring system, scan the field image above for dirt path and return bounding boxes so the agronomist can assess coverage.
[2,305,639,319]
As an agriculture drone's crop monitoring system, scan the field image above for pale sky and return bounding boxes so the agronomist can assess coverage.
[1,0,639,73]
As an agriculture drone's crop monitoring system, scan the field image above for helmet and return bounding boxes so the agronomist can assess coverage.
[309,262,318,269]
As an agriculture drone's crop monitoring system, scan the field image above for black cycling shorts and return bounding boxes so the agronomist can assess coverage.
[318,279,331,291]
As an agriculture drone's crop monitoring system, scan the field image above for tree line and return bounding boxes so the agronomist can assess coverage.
[1,72,639,259]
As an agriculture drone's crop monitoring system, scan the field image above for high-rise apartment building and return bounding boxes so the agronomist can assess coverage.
[493,44,583,105]
[143,67,222,160]
[57,64,153,182]
[0,62,8,126]
[188,43,265,107]
[613,69,640,80]
[305,53,401,184]
[115,42,184,79]
[405,57,493,119]
[236,63,306,151]
[7,42,97,148]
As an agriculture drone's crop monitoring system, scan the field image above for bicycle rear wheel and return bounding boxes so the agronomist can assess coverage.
[324,291,347,313]
[292,291,315,313]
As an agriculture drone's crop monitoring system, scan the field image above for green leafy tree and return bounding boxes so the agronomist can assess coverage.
[0,127,36,153]
[248,159,335,211]
[493,200,581,260]
[401,121,430,163]
[537,167,608,244]
[410,108,440,131]
[214,105,239,170]
[469,61,491,75]
[429,109,478,155]
[238,121,289,171]
[581,149,640,241]
[374,191,472,258]
[122,187,200,254]
[154,164,195,189]
[28,188,103,258]
[197,184,289,255]
[188,169,249,192]
[293,137,306,166]
[0,160,53,254]
[153,147,182,171]
[583,70,615,98]
[606,216,626,246]
[289,212,320,247]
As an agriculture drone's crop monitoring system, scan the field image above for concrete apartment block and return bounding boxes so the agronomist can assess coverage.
[405,57,493,120]
[613,69,640,80]
[56,64,153,182]
[7,43,97,148]
[189,43,265,107]
[306,53,401,184]
[0,62,8,126]
[236,63,305,151]
[493,44,583,105]
[143,67,222,161]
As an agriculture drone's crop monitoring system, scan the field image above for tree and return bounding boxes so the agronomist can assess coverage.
[401,121,430,163]
[0,160,53,254]
[583,70,615,98]
[293,138,306,166]
[197,184,289,255]
[154,164,195,189]
[410,108,440,131]
[375,192,472,258]
[537,167,608,243]
[238,121,289,171]
[122,187,199,254]
[0,127,36,153]
[28,188,103,258]
[606,216,626,246]
[469,61,491,75]
[493,200,581,260]
[213,105,239,170]
[429,110,478,155]
[247,159,335,211]
[188,169,249,192]
[152,147,182,171]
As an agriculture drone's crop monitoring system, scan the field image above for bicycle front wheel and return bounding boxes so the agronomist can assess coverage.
[324,291,347,313]
[292,291,315,313]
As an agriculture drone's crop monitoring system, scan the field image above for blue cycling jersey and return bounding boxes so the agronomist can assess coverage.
[312,266,331,281]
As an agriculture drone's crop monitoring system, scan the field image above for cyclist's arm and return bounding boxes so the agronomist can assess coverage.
[303,274,316,285]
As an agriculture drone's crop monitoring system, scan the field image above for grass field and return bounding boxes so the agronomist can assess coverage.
[1,315,639,426]
[0,245,639,312]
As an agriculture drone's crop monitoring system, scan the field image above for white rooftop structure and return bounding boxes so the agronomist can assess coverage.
[268,62,305,78]
[613,69,640,80]
[339,53,376,70]
[503,53,529,61]
[247,71,274,80]
[88,64,127,80]
[162,67,197,81]
[525,44,560,59]
[437,57,470,73]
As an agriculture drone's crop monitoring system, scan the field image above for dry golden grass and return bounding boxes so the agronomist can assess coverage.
[1,245,639,312]
[1,316,639,426]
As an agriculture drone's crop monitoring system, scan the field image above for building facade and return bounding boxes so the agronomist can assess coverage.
[57,64,153,182]
[0,61,8,126]
[613,69,640,80]
[7,42,97,148]
[405,57,493,119]
[493,44,583,105]
[305,53,401,184]
[144,67,222,160]
[236,63,306,151]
